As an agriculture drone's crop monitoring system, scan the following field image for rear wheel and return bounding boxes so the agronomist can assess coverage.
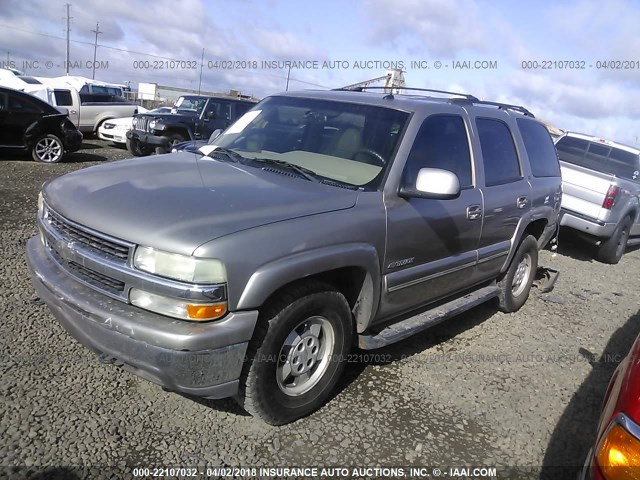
[31,134,64,163]
[155,133,186,154]
[597,217,632,264]
[497,235,538,313]
[236,281,352,425]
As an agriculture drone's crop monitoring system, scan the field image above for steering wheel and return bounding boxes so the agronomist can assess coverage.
[354,148,386,167]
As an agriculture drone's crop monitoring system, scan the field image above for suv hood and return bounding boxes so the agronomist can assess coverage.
[43,153,358,256]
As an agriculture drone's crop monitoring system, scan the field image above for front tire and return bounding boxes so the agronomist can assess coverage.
[31,134,64,163]
[236,281,353,425]
[596,217,631,264]
[155,133,186,155]
[497,235,538,313]
[126,138,152,157]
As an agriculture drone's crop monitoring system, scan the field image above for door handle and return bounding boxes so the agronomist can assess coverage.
[517,196,528,209]
[70,110,77,114]
[467,205,482,220]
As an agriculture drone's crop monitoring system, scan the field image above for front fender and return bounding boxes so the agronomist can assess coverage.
[236,243,381,333]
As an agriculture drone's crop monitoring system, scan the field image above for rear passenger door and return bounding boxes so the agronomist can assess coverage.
[471,114,532,278]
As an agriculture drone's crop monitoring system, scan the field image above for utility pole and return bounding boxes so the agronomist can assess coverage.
[90,22,102,79]
[65,4,72,75]
[286,66,291,91]
[198,48,204,95]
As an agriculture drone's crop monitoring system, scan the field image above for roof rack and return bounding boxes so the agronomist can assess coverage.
[449,98,535,117]
[333,85,479,101]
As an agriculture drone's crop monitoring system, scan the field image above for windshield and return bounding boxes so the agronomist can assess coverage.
[212,96,410,188]
[174,96,207,115]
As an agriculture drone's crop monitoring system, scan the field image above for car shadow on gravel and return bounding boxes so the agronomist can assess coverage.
[554,228,598,262]
[332,301,499,399]
[540,309,640,480]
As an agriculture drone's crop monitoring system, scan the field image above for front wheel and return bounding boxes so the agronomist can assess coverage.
[236,281,353,425]
[596,217,631,264]
[497,235,539,313]
[31,134,64,163]
[126,138,152,157]
[155,133,186,154]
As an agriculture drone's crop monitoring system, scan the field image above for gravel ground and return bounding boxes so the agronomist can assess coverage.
[1,140,639,479]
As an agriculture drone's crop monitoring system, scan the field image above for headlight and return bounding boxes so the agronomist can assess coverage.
[133,246,226,284]
[129,288,227,321]
[596,423,640,479]
[149,120,157,130]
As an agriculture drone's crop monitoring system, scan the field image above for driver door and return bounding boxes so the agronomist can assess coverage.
[380,114,482,319]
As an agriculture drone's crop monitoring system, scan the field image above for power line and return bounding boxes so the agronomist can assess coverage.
[0,22,330,89]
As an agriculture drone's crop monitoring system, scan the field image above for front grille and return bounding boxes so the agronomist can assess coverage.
[46,209,131,262]
[50,248,125,296]
[135,116,149,132]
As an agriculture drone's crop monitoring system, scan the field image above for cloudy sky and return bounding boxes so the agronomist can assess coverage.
[1,0,639,145]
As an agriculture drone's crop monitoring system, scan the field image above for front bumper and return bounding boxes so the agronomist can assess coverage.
[26,236,258,399]
[98,128,128,144]
[560,209,617,239]
[127,129,170,148]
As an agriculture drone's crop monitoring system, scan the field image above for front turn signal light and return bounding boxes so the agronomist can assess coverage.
[187,303,227,321]
[596,424,640,480]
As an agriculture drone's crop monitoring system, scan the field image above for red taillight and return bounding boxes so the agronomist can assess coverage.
[603,185,620,210]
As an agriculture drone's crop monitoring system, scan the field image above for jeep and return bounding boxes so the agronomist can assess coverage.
[126,94,256,156]
[27,88,562,425]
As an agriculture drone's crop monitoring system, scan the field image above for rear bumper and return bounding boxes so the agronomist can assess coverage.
[26,236,258,399]
[559,209,617,238]
[127,129,169,148]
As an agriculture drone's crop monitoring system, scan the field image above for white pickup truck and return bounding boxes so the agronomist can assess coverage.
[555,132,640,263]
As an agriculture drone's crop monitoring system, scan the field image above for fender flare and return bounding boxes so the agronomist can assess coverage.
[236,243,381,333]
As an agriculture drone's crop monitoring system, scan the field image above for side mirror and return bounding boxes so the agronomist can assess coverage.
[209,129,223,142]
[399,168,461,199]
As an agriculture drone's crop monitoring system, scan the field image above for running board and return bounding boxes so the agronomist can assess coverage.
[358,284,500,350]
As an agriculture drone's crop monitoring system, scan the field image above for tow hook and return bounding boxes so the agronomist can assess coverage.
[97,353,124,367]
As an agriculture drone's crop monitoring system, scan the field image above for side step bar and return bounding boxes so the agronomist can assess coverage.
[358,284,500,350]
[627,238,640,247]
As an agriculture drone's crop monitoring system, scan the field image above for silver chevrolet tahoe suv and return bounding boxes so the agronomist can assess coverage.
[27,88,562,425]
[556,132,640,264]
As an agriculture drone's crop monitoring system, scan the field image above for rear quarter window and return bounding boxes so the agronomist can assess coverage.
[516,118,561,177]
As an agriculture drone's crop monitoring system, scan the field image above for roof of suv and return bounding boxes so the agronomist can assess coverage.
[562,131,640,155]
[278,89,535,118]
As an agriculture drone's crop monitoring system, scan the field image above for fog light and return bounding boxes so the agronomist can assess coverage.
[129,288,227,321]
[596,423,640,479]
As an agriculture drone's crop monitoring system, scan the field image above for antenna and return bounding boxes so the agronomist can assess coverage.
[90,22,102,79]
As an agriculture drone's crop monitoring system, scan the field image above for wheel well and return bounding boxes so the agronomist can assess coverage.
[522,219,547,242]
[259,267,371,330]
[165,128,189,140]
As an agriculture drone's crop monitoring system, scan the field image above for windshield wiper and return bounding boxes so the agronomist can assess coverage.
[207,147,247,163]
[251,158,322,183]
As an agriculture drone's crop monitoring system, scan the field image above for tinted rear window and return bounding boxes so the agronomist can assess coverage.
[517,118,560,177]
[557,136,640,182]
[54,90,73,107]
[476,118,522,186]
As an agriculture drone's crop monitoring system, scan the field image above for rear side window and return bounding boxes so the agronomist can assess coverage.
[7,93,43,113]
[54,90,73,107]
[0,92,6,110]
[517,118,561,177]
[235,103,254,117]
[476,118,521,186]
[403,114,473,188]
